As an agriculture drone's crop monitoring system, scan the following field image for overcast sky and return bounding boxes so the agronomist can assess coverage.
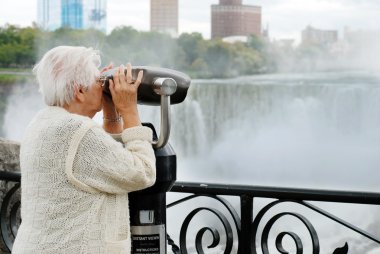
[0,0,379,40]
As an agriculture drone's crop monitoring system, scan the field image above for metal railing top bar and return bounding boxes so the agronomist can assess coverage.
[171,181,380,205]
[0,171,20,182]
[2,172,380,205]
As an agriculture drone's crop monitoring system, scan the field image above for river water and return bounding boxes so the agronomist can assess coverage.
[2,70,380,252]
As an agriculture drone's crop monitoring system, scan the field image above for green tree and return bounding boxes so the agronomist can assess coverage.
[0,44,16,67]
[230,42,263,75]
[177,32,205,67]
[0,24,38,67]
[104,28,185,69]
[247,34,266,53]
[203,40,233,78]
[0,23,278,78]
[0,25,21,45]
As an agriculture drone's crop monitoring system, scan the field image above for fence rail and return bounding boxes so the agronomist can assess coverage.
[1,171,380,253]
[168,182,380,253]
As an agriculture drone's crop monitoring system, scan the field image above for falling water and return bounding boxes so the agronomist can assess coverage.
[166,71,380,192]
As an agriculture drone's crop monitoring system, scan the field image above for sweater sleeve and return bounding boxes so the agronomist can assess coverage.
[71,125,156,194]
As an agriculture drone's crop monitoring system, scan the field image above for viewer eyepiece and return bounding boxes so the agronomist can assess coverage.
[101,66,191,106]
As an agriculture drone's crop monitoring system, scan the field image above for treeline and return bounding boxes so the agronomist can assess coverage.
[0,24,275,78]
[1,24,362,78]
[0,25,36,68]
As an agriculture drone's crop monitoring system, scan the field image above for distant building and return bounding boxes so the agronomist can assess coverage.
[37,0,107,33]
[274,39,295,48]
[344,27,380,44]
[262,24,269,41]
[343,27,380,54]
[211,0,261,39]
[222,36,248,43]
[61,0,84,29]
[150,0,178,37]
[301,26,338,46]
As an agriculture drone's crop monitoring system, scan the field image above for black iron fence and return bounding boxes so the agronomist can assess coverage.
[1,171,380,253]
[168,182,380,253]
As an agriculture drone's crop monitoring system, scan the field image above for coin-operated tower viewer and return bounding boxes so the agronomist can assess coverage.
[102,66,191,254]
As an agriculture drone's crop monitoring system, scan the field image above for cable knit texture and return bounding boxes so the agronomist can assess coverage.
[12,106,156,254]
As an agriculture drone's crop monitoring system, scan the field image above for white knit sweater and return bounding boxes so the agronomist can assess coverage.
[12,106,156,254]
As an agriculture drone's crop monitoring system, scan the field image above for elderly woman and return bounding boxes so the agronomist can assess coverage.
[12,46,156,253]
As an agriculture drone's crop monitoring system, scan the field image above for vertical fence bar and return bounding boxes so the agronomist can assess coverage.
[239,194,254,254]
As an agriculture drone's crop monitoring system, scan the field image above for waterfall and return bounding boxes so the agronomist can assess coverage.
[3,83,44,140]
[167,71,380,191]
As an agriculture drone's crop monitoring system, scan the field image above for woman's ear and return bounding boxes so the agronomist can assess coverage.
[74,85,86,103]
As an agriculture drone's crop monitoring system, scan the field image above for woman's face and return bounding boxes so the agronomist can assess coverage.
[82,78,103,117]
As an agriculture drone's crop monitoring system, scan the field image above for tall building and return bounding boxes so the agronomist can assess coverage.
[150,0,178,37]
[37,0,107,33]
[61,0,83,29]
[302,26,338,46]
[211,0,261,39]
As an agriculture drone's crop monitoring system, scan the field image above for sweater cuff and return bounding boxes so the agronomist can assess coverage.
[122,126,153,143]
[110,133,123,142]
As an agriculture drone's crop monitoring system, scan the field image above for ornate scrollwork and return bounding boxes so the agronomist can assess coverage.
[0,183,21,252]
[252,200,320,254]
[333,242,348,254]
[167,194,240,254]
[179,207,233,254]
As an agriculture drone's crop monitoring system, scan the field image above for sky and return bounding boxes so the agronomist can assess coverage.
[0,0,379,41]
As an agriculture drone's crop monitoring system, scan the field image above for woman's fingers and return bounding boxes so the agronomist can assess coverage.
[100,66,108,73]
[119,64,125,77]
[113,63,142,92]
[119,64,127,88]
[107,63,142,117]
[100,62,113,73]
[109,78,115,95]
[113,65,122,90]
[134,70,143,87]
[126,63,133,84]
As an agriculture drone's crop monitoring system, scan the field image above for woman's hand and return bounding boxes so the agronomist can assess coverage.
[101,63,116,114]
[101,63,124,134]
[109,63,143,129]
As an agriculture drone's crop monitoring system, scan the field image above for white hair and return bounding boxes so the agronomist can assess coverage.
[33,46,101,106]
